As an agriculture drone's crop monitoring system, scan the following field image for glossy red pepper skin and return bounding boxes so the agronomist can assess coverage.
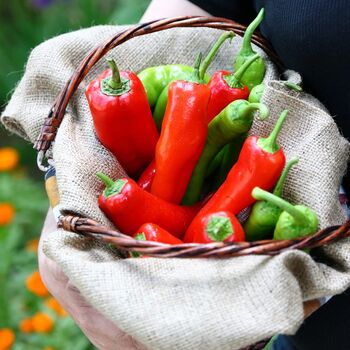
[137,160,156,192]
[184,135,285,242]
[98,177,200,238]
[207,71,250,122]
[199,135,285,214]
[134,223,183,244]
[86,69,158,178]
[189,211,245,243]
[151,80,210,204]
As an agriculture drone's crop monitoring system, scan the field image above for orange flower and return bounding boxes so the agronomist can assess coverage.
[0,328,15,350]
[19,319,33,333]
[0,203,15,226]
[0,147,19,172]
[43,347,54,350]
[32,312,54,333]
[25,239,40,253]
[45,297,67,317]
[26,271,49,297]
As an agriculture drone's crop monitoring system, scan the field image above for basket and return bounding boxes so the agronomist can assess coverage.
[34,16,350,259]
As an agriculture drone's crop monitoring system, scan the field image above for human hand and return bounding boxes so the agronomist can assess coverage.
[38,209,147,350]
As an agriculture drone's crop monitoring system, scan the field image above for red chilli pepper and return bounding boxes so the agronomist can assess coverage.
[86,59,158,178]
[137,160,156,192]
[131,223,183,258]
[151,54,211,204]
[207,54,260,121]
[184,110,288,242]
[134,223,183,244]
[190,211,245,243]
[97,173,200,238]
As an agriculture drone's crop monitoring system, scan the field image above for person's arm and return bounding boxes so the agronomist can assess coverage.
[140,0,210,22]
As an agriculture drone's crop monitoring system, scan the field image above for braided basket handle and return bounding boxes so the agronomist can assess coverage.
[34,15,283,170]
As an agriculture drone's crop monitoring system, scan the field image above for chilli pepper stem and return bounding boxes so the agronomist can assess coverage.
[284,81,303,92]
[224,54,260,87]
[273,158,299,196]
[241,8,265,55]
[192,52,203,81]
[106,59,122,89]
[199,31,235,80]
[240,102,269,120]
[97,172,127,198]
[252,187,309,225]
[258,110,288,153]
[206,216,233,242]
[96,172,114,187]
[135,232,146,241]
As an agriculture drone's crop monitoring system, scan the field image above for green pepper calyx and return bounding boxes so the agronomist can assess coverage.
[96,172,127,198]
[131,232,146,258]
[206,215,234,242]
[101,59,131,96]
[135,232,146,241]
[224,53,260,88]
[258,109,288,153]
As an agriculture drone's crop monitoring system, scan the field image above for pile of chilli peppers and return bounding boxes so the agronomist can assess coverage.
[85,9,319,255]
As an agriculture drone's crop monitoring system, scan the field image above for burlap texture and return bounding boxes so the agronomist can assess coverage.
[2,25,350,350]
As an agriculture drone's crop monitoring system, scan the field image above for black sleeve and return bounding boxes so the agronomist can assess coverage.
[189,0,256,25]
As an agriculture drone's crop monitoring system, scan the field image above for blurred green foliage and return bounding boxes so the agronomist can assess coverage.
[0,0,149,107]
[0,0,149,348]
[0,171,94,349]
[0,0,150,176]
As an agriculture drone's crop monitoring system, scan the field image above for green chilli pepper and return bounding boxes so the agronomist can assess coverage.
[182,100,269,205]
[251,187,319,240]
[152,31,234,130]
[139,31,234,109]
[233,8,266,90]
[138,64,195,107]
[244,158,299,241]
[211,134,247,190]
[206,146,226,178]
[248,83,265,103]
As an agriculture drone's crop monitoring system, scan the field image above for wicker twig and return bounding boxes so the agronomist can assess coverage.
[58,215,350,258]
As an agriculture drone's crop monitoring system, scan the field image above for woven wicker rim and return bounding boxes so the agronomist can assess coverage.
[58,215,350,258]
[35,16,350,258]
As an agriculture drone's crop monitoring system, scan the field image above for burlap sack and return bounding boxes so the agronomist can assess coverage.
[2,25,350,350]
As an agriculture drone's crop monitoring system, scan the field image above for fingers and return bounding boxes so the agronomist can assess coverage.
[39,209,147,350]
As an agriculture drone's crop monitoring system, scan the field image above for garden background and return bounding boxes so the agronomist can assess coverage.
[0,1,149,349]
